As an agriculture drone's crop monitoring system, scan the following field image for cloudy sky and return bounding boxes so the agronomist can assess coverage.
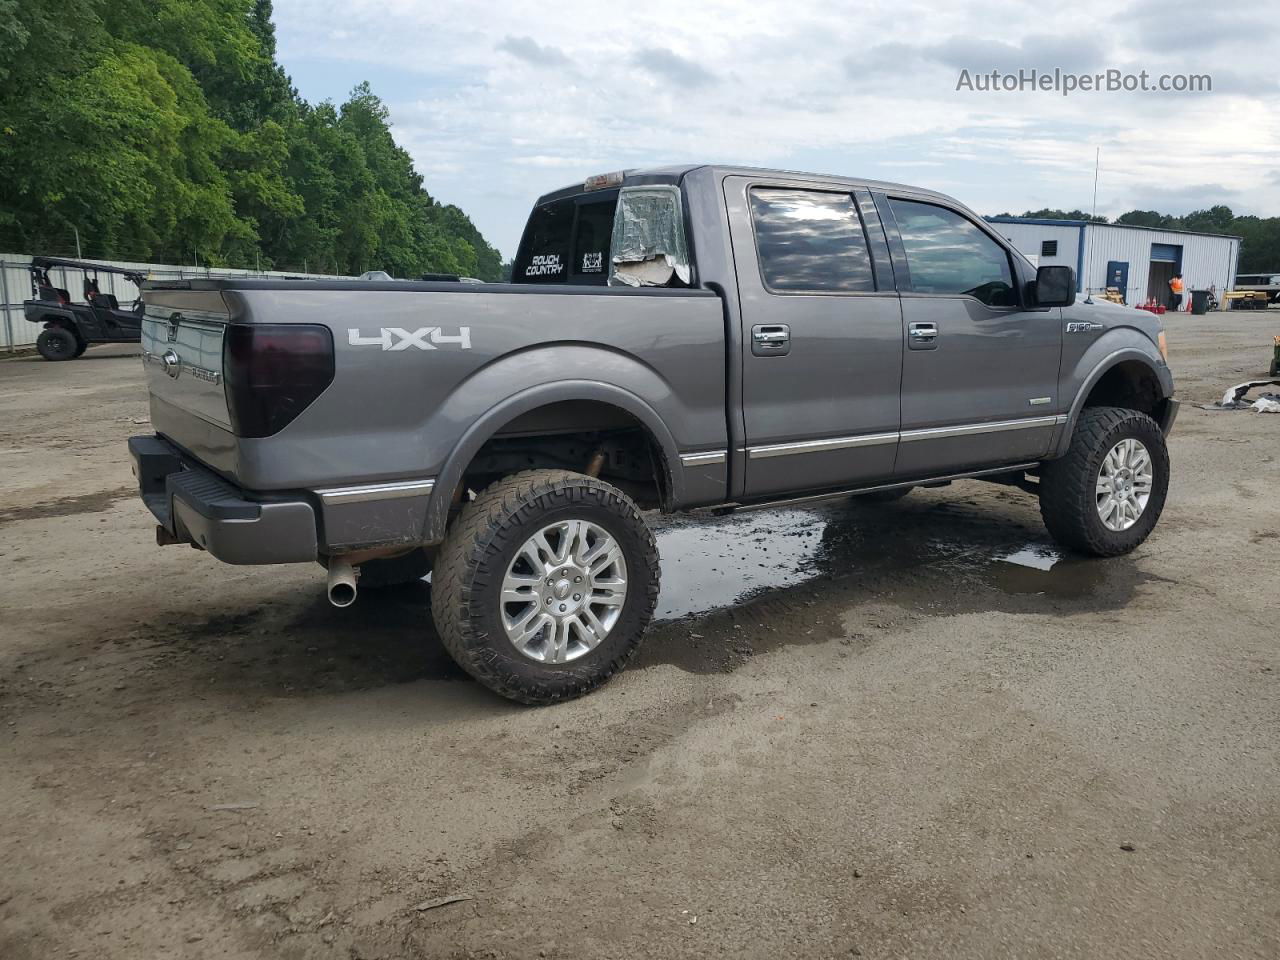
[275,0,1279,258]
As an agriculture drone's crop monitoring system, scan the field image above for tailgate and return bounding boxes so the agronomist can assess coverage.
[141,286,232,430]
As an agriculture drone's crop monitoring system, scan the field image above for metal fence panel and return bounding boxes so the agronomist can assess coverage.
[0,254,352,351]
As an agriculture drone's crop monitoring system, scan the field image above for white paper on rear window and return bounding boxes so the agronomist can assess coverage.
[608,185,691,287]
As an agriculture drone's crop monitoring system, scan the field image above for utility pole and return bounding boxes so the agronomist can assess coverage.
[1084,147,1101,302]
[1091,147,1100,222]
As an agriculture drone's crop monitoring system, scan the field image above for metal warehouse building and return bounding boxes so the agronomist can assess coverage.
[987,216,1241,307]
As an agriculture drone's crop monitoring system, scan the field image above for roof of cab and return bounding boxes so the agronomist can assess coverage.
[533,164,955,207]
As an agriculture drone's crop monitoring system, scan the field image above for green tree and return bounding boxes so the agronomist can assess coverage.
[0,0,504,279]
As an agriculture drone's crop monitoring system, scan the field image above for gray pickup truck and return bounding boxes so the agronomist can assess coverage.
[129,164,1177,703]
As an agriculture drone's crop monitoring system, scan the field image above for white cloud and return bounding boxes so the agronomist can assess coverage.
[275,0,1280,257]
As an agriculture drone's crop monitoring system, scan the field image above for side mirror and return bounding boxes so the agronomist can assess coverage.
[1035,265,1076,307]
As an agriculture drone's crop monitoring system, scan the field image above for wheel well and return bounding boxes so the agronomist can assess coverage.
[41,318,80,337]
[1082,361,1165,419]
[460,401,669,510]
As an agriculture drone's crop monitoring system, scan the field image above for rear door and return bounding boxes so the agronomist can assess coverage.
[725,176,903,498]
[878,195,1062,477]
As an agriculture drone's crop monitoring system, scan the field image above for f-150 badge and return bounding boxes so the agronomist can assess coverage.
[348,327,472,351]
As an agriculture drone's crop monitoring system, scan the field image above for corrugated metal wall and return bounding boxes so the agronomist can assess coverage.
[1080,226,1239,305]
[989,221,1239,304]
[0,254,351,351]
[989,222,1083,274]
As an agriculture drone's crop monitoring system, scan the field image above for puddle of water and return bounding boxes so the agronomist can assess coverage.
[653,508,829,620]
[997,545,1062,572]
[652,500,1131,622]
[989,545,1115,597]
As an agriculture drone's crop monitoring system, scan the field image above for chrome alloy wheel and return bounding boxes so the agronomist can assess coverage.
[500,519,628,663]
[1096,438,1153,532]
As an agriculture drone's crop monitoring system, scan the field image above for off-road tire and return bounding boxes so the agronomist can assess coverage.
[72,338,89,358]
[358,548,434,589]
[1039,406,1169,557]
[431,469,660,704]
[37,327,78,361]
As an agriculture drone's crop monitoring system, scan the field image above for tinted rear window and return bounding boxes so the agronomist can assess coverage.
[513,191,618,285]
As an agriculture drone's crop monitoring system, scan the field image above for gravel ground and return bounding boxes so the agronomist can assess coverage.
[1,312,1277,959]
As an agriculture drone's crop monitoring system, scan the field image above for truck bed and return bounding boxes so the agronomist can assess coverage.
[137,277,729,559]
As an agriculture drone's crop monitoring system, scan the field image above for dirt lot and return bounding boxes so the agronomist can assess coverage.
[1,313,1278,959]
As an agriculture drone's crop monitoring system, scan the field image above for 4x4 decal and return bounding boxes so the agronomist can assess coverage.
[347,327,472,351]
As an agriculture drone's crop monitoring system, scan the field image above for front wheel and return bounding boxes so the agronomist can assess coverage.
[1039,406,1169,556]
[431,470,660,704]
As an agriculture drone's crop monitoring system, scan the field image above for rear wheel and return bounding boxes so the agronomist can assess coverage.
[431,469,659,704]
[1039,406,1169,556]
[37,327,78,361]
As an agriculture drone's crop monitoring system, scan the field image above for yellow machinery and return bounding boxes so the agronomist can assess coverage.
[1223,289,1271,310]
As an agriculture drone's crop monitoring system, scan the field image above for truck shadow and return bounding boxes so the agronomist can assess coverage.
[122,485,1155,702]
[634,492,1156,675]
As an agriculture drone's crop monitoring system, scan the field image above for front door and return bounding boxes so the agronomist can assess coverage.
[1105,260,1130,303]
[725,177,903,498]
[878,195,1063,477]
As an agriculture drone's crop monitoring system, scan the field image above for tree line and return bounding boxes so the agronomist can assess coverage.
[0,0,503,280]
[994,207,1280,273]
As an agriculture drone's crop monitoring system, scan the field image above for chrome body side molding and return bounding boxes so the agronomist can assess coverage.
[316,478,436,505]
[746,432,898,460]
[742,416,1066,459]
[898,415,1066,443]
[679,450,728,466]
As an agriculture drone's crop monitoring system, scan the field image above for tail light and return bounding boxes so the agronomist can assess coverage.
[223,324,334,438]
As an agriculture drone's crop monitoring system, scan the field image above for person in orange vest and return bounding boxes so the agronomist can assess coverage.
[1169,273,1184,311]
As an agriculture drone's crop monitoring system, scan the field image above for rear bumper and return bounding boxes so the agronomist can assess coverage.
[128,435,317,564]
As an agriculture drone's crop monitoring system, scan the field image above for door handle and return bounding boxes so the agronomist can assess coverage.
[751,323,790,357]
[908,322,938,341]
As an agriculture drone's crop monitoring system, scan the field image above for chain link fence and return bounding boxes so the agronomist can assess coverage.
[1,254,352,352]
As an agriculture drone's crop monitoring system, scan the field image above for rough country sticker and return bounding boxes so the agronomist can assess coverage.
[581,251,603,273]
[348,327,472,351]
[525,254,563,277]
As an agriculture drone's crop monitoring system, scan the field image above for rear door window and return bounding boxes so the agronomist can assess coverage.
[749,189,875,292]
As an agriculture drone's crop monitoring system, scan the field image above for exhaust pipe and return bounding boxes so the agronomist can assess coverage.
[327,558,358,608]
